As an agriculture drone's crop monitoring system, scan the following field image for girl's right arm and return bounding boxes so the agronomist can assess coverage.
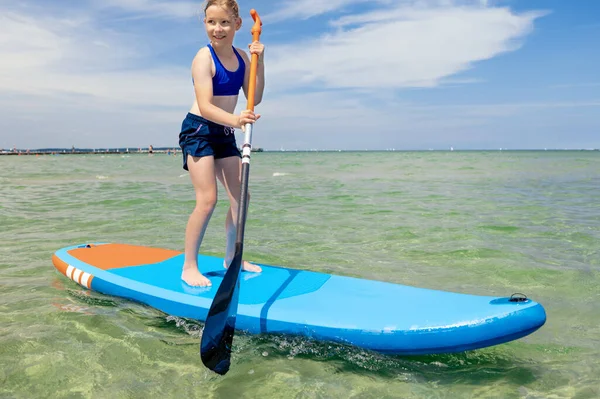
[191,48,257,128]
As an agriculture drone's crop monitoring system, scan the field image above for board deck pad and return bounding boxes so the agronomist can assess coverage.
[52,243,546,355]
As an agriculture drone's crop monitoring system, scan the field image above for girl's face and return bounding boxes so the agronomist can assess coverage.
[204,5,241,47]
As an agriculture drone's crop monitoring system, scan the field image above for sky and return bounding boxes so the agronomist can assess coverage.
[0,0,598,150]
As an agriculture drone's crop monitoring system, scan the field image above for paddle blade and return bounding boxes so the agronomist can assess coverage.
[200,245,243,375]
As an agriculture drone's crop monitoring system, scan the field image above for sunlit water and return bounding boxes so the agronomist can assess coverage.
[1,151,598,398]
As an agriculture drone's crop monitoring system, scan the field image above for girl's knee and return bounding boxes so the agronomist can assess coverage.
[195,194,217,214]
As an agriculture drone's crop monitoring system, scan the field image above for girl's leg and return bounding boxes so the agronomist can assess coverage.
[182,154,218,286]
[215,156,262,272]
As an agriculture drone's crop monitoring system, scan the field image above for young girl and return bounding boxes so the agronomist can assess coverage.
[179,0,265,287]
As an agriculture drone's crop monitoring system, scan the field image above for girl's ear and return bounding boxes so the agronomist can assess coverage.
[236,17,242,31]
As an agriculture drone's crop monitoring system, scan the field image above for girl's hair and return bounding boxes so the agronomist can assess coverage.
[204,0,239,18]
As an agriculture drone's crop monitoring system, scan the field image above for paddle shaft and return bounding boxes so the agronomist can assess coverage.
[236,9,263,246]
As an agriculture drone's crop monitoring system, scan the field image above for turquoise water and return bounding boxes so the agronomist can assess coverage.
[1,151,598,398]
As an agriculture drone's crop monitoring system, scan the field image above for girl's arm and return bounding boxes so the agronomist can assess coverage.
[254,57,265,105]
[241,42,265,105]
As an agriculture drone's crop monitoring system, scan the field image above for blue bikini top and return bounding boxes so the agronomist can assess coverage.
[206,44,245,96]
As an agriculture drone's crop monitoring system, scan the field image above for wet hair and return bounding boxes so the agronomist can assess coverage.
[204,0,239,18]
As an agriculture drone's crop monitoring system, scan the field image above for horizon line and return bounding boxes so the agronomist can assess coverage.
[2,147,599,154]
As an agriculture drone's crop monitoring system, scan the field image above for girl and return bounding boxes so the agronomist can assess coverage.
[179,0,265,287]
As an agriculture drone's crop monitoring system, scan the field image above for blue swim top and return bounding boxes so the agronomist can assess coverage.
[207,44,245,96]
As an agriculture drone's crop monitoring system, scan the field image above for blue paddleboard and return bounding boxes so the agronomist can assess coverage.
[52,243,546,354]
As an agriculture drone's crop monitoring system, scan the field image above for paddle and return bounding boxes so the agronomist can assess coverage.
[200,9,263,375]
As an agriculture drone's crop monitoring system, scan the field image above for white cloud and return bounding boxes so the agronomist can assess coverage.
[0,13,65,70]
[264,0,374,21]
[0,11,189,103]
[92,0,200,19]
[265,4,545,90]
[254,93,600,150]
[0,7,193,148]
[265,0,508,22]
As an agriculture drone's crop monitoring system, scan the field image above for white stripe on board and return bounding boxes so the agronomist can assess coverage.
[72,269,82,284]
[66,265,75,280]
[81,273,91,288]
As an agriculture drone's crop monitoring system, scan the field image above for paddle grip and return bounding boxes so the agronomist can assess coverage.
[246,9,262,112]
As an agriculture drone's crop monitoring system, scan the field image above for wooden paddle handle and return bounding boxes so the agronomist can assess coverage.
[246,9,262,112]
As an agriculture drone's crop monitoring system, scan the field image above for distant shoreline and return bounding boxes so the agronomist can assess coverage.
[0,147,598,155]
[0,147,265,156]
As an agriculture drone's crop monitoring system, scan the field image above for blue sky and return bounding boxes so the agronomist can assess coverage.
[0,0,598,150]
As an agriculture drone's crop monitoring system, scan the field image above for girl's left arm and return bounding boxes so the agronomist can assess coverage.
[242,41,265,105]
[255,55,265,105]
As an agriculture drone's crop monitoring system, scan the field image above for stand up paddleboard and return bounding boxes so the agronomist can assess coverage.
[52,243,546,355]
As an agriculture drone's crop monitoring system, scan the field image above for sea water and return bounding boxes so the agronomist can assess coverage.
[0,151,598,398]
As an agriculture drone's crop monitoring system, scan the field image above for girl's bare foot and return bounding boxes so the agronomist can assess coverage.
[182,266,212,287]
[223,260,262,273]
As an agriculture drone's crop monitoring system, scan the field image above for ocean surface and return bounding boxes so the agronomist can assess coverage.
[1,151,598,398]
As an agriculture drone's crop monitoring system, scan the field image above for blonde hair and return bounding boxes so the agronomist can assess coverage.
[204,0,239,18]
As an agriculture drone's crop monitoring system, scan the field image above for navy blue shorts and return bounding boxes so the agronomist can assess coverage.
[179,113,241,171]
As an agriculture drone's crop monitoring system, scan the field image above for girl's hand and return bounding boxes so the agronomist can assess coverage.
[248,41,265,63]
[238,109,261,129]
